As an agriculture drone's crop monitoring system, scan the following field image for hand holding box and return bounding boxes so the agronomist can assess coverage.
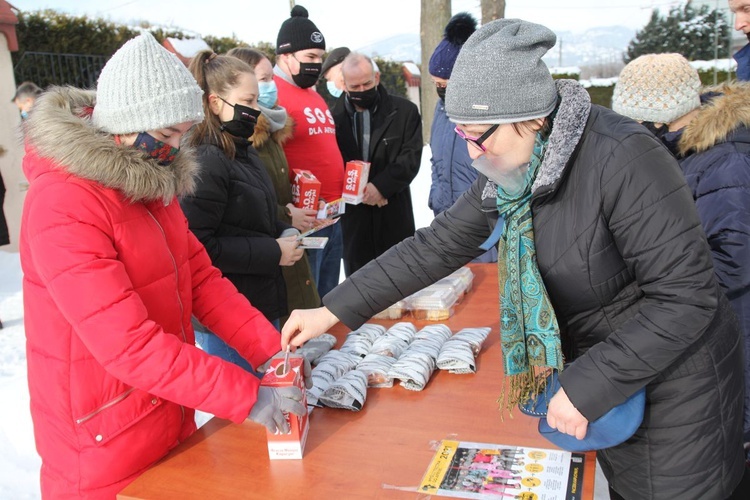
[342,161,370,204]
[292,170,321,210]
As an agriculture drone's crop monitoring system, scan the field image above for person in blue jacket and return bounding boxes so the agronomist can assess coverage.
[614,53,750,463]
[428,12,496,263]
[731,0,750,81]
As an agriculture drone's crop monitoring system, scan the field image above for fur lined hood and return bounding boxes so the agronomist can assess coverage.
[252,110,294,150]
[23,86,200,203]
[679,82,750,155]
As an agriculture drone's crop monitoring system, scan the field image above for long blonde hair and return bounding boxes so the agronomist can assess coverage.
[187,50,254,159]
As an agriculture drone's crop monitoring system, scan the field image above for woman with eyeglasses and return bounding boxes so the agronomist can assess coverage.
[181,51,304,369]
[281,19,748,500]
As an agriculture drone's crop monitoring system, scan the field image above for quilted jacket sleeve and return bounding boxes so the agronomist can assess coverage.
[24,182,266,424]
[324,177,491,328]
[690,148,750,307]
[558,131,721,421]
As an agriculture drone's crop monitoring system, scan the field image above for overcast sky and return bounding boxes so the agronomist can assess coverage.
[15,0,727,50]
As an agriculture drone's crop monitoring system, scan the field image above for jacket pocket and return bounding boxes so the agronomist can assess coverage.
[76,388,163,446]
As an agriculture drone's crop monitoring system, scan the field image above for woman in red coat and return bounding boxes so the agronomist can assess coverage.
[20,32,305,499]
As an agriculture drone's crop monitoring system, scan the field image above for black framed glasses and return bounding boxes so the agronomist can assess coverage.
[454,124,499,153]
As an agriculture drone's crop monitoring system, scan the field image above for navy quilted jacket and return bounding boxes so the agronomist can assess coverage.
[663,83,750,443]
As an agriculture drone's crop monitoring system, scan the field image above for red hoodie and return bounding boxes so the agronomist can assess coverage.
[274,74,344,202]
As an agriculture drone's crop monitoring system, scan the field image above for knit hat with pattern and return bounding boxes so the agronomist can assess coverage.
[276,5,326,55]
[612,53,701,124]
[445,19,558,124]
[92,32,204,134]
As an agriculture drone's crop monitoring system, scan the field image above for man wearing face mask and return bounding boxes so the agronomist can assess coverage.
[331,52,422,276]
[427,12,495,263]
[274,5,345,299]
[320,46,350,109]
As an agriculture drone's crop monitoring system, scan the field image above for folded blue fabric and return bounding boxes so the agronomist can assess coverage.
[518,370,646,452]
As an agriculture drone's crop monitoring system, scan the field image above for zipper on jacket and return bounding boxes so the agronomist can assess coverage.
[146,208,187,425]
[75,387,136,424]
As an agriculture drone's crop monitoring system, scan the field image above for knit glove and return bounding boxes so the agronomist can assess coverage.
[296,334,337,365]
[248,386,306,434]
[258,352,314,389]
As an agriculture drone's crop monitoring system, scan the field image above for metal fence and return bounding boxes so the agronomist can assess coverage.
[13,52,108,90]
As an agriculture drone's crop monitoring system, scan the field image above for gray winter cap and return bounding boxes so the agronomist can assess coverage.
[446,19,558,124]
[93,32,204,135]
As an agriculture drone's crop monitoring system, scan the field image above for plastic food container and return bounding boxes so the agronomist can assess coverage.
[372,300,407,320]
[406,288,459,321]
[449,267,475,294]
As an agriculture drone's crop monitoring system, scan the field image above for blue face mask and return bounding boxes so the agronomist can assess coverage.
[20,110,28,120]
[257,81,278,108]
[327,81,343,99]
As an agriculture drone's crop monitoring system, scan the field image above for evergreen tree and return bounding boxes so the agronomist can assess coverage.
[625,4,728,62]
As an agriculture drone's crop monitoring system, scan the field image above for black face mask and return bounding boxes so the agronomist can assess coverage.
[348,86,379,109]
[436,85,446,101]
[641,121,668,139]
[218,97,261,138]
[292,62,322,89]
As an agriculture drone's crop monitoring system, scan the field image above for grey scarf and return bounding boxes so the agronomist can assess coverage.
[259,105,288,133]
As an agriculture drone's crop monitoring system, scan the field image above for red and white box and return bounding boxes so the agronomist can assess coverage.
[342,160,370,204]
[292,169,321,210]
[260,357,309,460]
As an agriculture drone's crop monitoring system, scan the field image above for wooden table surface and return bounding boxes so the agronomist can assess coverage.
[119,263,596,500]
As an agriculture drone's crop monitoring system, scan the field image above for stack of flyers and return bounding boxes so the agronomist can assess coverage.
[317,198,346,220]
[297,217,340,240]
[299,237,328,249]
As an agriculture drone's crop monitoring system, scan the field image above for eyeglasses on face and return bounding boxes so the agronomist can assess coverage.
[454,124,499,152]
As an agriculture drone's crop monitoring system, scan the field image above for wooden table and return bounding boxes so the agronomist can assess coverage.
[119,263,596,499]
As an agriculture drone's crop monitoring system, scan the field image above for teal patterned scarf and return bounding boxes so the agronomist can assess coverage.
[496,134,563,413]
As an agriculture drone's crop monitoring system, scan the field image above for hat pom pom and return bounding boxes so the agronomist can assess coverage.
[445,12,477,46]
[291,5,309,18]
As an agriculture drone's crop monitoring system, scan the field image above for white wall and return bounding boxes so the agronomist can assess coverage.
[0,32,25,252]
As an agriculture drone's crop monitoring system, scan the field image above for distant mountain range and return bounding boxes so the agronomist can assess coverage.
[357,25,636,69]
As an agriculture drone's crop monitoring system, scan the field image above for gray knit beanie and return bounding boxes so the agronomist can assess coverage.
[445,18,558,124]
[612,53,701,124]
[93,32,204,134]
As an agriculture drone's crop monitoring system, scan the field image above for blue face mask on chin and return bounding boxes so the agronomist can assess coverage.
[257,81,278,108]
[20,110,28,120]
[327,81,343,99]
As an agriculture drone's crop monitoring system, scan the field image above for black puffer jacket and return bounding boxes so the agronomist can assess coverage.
[324,81,745,499]
[181,140,289,321]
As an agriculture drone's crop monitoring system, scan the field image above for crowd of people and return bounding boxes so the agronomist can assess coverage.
[4,1,750,498]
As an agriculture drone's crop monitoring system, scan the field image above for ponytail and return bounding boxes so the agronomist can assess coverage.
[187,50,253,158]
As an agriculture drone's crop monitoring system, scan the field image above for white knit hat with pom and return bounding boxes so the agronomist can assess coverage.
[93,31,204,134]
[612,53,701,124]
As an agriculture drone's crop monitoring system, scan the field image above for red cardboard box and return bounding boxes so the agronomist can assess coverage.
[292,169,321,210]
[260,356,309,460]
[342,160,370,204]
